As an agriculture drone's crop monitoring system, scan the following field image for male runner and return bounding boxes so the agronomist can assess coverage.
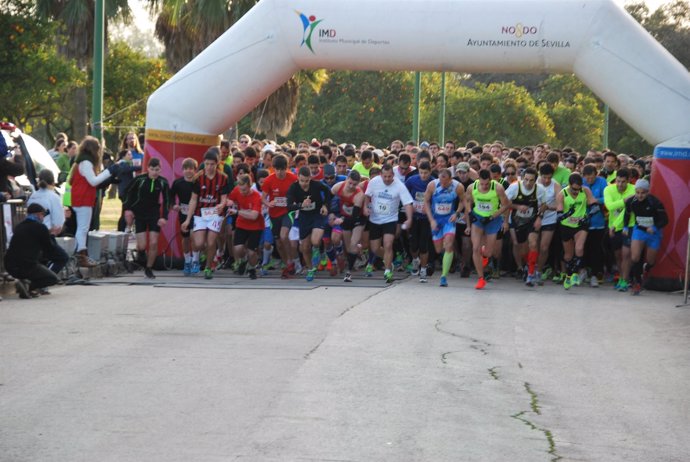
[363,164,413,283]
[181,149,231,279]
[170,158,197,275]
[424,168,464,287]
[330,170,366,282]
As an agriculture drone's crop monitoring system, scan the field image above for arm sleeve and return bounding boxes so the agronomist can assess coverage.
[160,179,170,219]
[79,160,111,186]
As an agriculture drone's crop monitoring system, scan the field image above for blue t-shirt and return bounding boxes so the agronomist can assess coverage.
[431,179,460,220]
[584,176,608,229]
[405,174,432,219]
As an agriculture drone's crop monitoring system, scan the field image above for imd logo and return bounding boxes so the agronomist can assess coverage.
[297,11,324,53]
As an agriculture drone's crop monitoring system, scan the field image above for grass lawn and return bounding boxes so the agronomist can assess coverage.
[99,196,122,231]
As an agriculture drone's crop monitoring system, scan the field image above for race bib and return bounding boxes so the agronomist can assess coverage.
[302,202,316,211]
[516,208,533,219]
[179,203,189,215]
[611,209,621,218]
[201,207,217,218]
[636,216,654,227]
[413,201,425,213]
[274,196,288,207]
[342,205,354,216]
[376,202,390,214]
[435,203,452,215]
[568,216,580,224]
[476,201,493,212]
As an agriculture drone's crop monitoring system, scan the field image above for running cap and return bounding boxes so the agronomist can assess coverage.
[456,162,470,172]
[419,141,430,149]
[323,164,336,176]
[27,203,49,215]
[262,144,276,153]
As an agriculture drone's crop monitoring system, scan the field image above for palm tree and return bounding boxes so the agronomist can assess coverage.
[149,0,327,140]
[35,0,131,140]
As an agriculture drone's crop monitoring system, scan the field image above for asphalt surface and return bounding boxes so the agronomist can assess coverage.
[1,271,689,462]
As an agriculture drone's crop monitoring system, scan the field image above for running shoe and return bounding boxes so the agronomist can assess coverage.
[440,276,448,287]
[248,268,257,280]
[535,271,544,286]
[237,259,247,276]
[306,268,316,282]
[144,267,155,279]
[563,274,572,290]
[571,273,581,287]
[542,267,553,280]
[590,276,599,288]
[365,263,373,277]
[552,272,565,283]
[475,277,486,290]
[15,279,31,299]
[191,261,200,274]
[281,267,290,279]
[525,273,535,287]
[617,280,629,292]
[411,258,420,276]
[384,269,393,284]
[614,280,621,291]
[419,268,428,283]
[631,281,641,295]
[287,262,296,275]
[343,272,352,283]
[259,267,269,277]
[204,267,214,280]
[183,261,192,276]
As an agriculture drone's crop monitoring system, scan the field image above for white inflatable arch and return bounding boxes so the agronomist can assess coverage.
[145,0,690,288]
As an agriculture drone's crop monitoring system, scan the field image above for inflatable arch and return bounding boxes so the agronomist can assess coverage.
[145,0,690,289]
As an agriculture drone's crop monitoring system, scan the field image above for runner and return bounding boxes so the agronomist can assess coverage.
[228,174,264,280]
[181,149,231,279]
[363,164,414,284]
[405,161,433,281]
[505,167,545,286]
[261,154,298,278]
[603,168,636,291]
[424,168,465,287]
[286,166,333,281]
[123,158,170,279]
[464,169,511,289]
[330,170,366,282]
[556,173,599,290]
[170,158,197,275]
[623,179,668,295]
[535,163,562,284]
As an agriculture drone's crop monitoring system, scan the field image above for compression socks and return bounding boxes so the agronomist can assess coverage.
[184,252,192,264]
[631,260,643,283]
[442,251,453,277]
[527,250,538,275]
[347,252,358,271]
[262,246,272,266]
[368,250,377,265]
[326,245,337,263]
[192,251,200,263]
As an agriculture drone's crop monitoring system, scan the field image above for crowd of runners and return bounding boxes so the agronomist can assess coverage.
[125,136,667,294]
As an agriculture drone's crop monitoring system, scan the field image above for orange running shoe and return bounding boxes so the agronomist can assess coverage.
[475,277,487,290]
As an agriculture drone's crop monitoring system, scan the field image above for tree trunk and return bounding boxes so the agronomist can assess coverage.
[72,86,88,141]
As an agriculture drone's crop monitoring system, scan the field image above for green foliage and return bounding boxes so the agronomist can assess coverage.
[420,76,555,147]
[291,71,414,147]
[0,3,84,129]
[537,75,603,152]
[103,41,171,144]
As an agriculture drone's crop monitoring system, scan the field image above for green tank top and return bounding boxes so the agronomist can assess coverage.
[472,180,499,218]
[560,187,587,228]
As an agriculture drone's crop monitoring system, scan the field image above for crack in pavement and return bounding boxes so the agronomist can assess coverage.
[488,366,500,380]
[511,383,561,462]
[440,350,463,364]
[304,286,394,360]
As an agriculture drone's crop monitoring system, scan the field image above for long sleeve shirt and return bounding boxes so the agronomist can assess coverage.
[123,174,170,219]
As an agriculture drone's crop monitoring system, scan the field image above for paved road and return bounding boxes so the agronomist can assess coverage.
[1,273,689,461]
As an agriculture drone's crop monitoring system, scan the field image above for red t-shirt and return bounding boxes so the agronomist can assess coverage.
[229,187,264,231]
[262,171,298,218]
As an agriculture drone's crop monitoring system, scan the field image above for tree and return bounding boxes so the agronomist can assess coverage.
[291,71,414,147]
[0,2,84,131]
[34,0,131,140]
[421,76,556,147]
[103,41,171,148]
[537,75,603,153]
